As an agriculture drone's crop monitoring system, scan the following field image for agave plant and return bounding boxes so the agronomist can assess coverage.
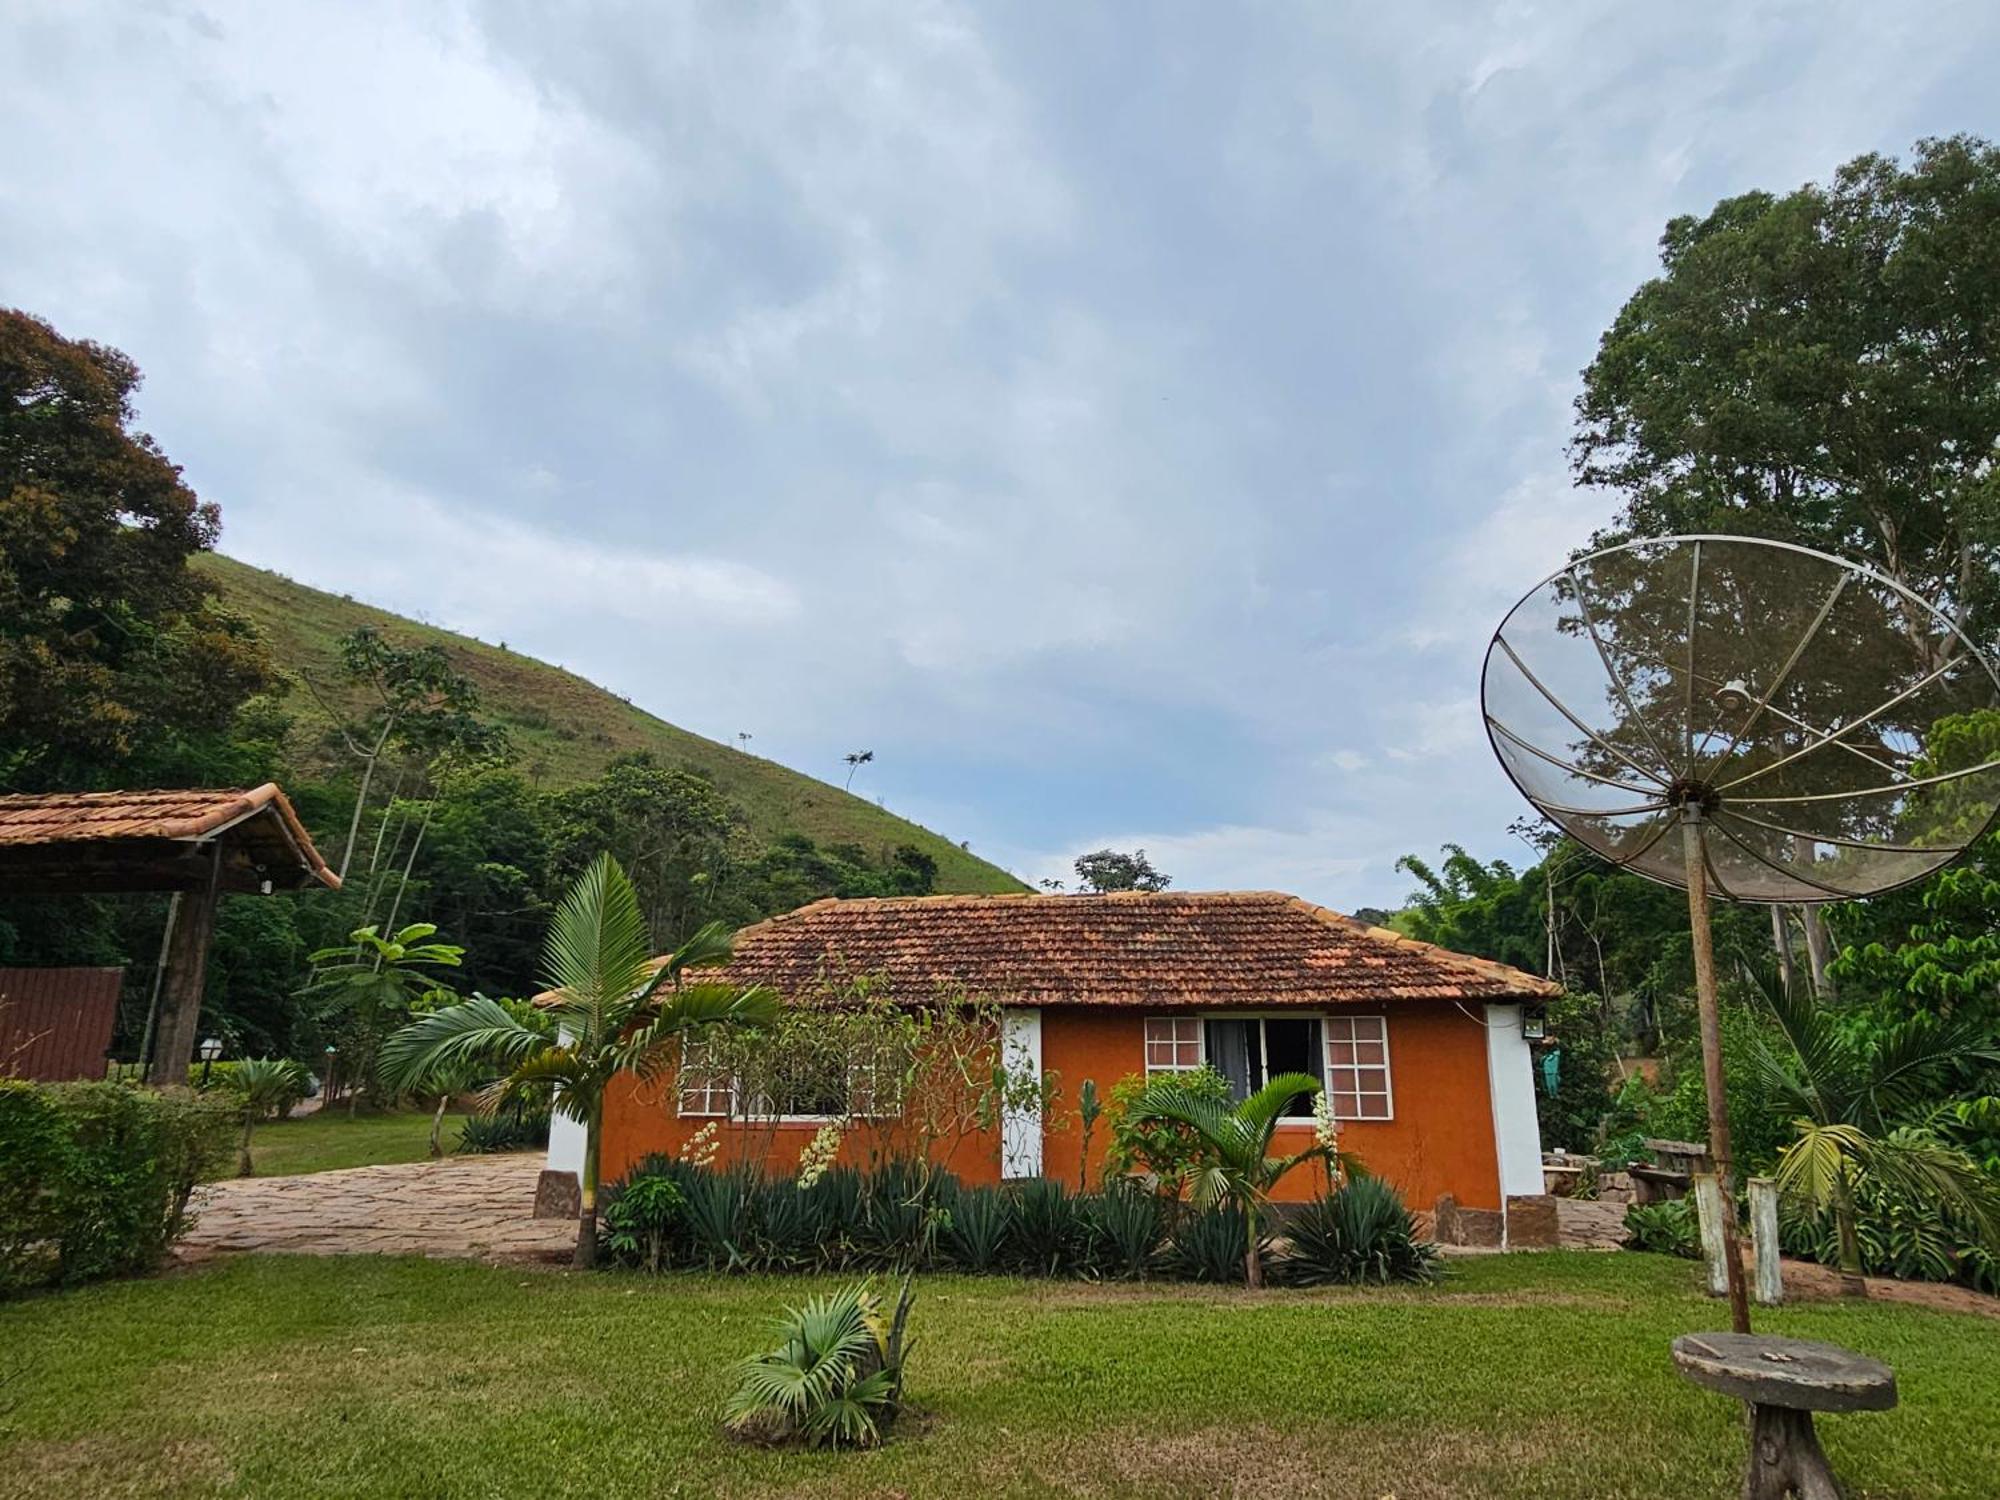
[378,852,778,1267]
[1279,1175,1439,1286]
[724,1277,915,1449]
[1125,1071,1338,1287]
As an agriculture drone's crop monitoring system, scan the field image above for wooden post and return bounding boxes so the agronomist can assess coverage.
[1683,820,1752,1334]
[144,862,219,1087]
[1692,1171,1730,1298]
[1749,1178,1784,1307]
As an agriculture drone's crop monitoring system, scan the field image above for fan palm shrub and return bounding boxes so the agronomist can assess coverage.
[379,852,778,1267]
[228,1058,307,1176]
[1279,1175,1440,1285]
[1124,1071,1335,1287]
[1750,977,2000,1293]
[724,1277,916,1449]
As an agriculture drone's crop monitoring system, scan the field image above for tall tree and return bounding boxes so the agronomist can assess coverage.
[1572,135,2000,662]
[1073,848,1172,894]
[0,309,272,789]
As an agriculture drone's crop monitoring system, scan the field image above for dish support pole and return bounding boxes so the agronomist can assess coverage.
[1683,812,1753,1335]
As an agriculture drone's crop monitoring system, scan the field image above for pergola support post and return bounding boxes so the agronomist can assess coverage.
[145,871,219,1087]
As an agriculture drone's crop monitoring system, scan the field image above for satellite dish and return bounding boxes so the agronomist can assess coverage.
[1482,533,2000,1332]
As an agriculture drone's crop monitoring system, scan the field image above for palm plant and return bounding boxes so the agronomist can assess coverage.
[229,1058,307,1176]
[724,1277,915,1449]
[1125,1071,1338,1288]
[305,922,464,1115]
[1751,976,2000,1294]
[378,852,778,1267]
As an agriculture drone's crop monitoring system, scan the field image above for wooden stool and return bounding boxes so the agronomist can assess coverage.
[1671,1333,1897,1500]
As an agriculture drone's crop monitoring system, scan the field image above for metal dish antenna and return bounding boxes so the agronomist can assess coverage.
[1482,534,2000,1331]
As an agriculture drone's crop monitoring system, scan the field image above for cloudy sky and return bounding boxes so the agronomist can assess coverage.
[5,3,1994,907]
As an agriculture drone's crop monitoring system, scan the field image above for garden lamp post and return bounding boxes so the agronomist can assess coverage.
[198,1036,223,1088]
[324,1043,338,1105]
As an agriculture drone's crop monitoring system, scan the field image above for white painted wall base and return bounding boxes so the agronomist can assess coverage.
[1000,1007,1043,1179]
[544,1023,586,1179]
[1484,1003,1545,1217]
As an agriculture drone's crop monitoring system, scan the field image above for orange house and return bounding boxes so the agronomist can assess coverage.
[551,891,1557,1227]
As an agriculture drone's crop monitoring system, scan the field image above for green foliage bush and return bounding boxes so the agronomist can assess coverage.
[1279,1176,1441,1286]
[1104,1065,1232,1186]
[1622,1200,1699,1259]
[0,1081,233,1296]
[1161,1203,1258,1284]
[1780,1180,2000,1294]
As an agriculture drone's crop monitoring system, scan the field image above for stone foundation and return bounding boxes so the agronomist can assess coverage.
[532,1169,580,1221]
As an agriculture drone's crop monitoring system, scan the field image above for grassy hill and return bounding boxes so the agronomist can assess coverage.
[197,553,1027,895]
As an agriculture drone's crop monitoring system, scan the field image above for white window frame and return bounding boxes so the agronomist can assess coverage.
[1141,1012,1394,1124]
[676,1040,899,1124]
[1323,1014,1394,1122]
[1143,1016,1204,1074]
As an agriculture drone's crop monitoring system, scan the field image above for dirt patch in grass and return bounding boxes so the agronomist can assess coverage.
[1035,1420,1558,1500]
[1778,1258,2000,1320]
[0,1436,231,1500]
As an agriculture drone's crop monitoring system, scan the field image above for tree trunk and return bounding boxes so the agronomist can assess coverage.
[1244,1204,1262,1290]
[430,1093,448,1158]
[1770,906,1798,998]
[1832,1170,1866,1296]
[238,1114,255,1177]
[336,719,397,884]
[1801,906,1834,998]
[573,1109,600,1270]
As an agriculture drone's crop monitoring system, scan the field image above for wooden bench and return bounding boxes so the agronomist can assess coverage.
[1671,1332,1896,1499]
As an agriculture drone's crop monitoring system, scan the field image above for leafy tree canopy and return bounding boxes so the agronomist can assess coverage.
[0,308,272,788]
[1573,135,2000,658]
[1073,848,1172,893]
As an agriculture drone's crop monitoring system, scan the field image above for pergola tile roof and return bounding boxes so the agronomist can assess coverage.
[715,891,1558,1008]
[0,784,337,892]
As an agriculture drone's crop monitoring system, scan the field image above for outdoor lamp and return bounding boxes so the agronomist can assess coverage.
[198,1036,223,1087]
[1521,1006,1548,1042]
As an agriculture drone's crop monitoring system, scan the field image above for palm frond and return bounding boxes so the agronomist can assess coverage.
[1855,1127,2000,1245]
[1773,1119,1867,1214]
[619,982,781,1081]
[540,852,653,1030]
[1237,1071,1322,1137]
[377,996,550,1095]
[1863,1016,2000,1128]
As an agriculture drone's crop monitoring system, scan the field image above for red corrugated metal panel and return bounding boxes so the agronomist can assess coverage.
[0,967,125,1082]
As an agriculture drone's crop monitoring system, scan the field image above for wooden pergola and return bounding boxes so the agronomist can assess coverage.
[0,784,338,1084]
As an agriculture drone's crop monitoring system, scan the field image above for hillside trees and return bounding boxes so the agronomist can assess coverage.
[1073,849,1172,893]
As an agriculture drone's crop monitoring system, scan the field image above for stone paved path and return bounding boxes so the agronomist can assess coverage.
[180,1154,578,1263]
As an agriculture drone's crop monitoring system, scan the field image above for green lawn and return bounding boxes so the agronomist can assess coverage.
[2,1253,1994,1498]
[218,1108,474,1180]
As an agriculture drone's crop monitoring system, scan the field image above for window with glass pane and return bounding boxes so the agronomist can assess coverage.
[677,1041,734,1117]
[1202,1016,1325,1119]
[1143,1016,1203,1072]
[1323,1016,1392,1119]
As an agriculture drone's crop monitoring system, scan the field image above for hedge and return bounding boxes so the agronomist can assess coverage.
[0,1080,234,1297]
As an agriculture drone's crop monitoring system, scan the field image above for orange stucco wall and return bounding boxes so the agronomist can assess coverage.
[597,1000,1505,1209]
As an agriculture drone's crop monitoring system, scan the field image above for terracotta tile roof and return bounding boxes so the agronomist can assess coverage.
[712,891,1557,1008]
[0,784,338,889]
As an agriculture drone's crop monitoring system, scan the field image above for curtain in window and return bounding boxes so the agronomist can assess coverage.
[1204,1019,1256,1102]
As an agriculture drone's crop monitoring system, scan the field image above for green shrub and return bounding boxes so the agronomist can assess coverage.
[1105,1065,1231,1188]
[1163,1202,1258,1283]
[602,1172,685,1273]
[0,1080,233,1296]
[1780,1179,2000,1293]
[1277,1177,1440,1286]
[1623,1200,1699,1259]
[858,1158,940,1266]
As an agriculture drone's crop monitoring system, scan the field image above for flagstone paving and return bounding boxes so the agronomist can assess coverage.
[179,1154,577,1263]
